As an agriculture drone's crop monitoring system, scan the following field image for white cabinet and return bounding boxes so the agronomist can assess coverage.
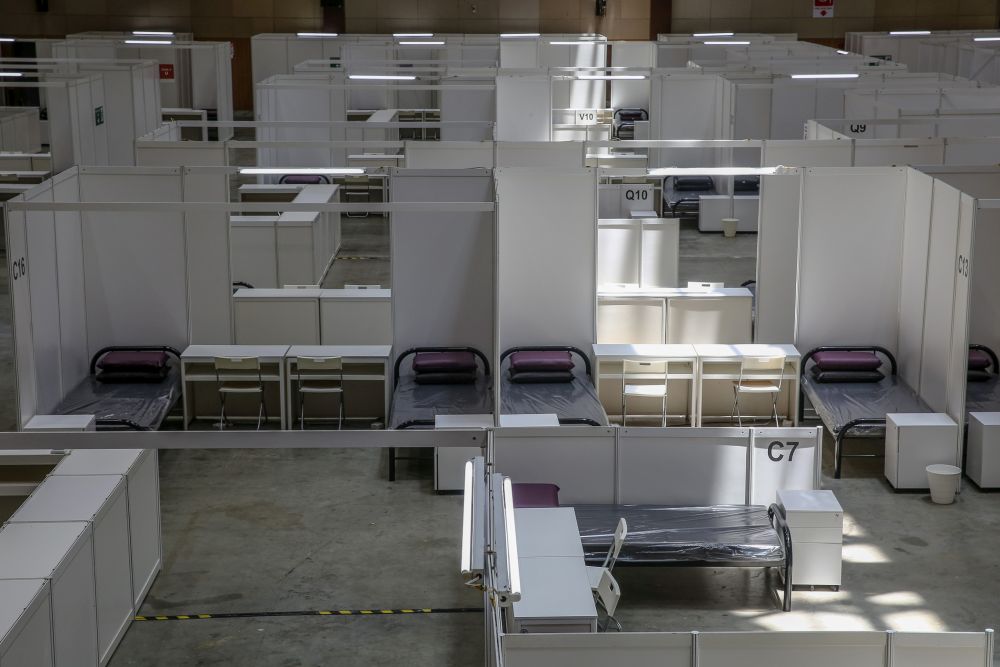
[0,522,98,667]
[967,412,1000,489]
[23,415,96,432]
[885,413,960,489]
[776,489,843,588]
[8,476,132,666]
[0,579,54,667]
[53,449,162,607]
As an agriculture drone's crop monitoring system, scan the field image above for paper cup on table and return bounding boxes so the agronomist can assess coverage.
[722,218,738,237]
[926,464,961,504]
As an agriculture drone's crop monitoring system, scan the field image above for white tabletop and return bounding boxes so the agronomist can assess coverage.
[53,449,145,476]
[694,343,800,360]
[513,557,597,621]
[599,286,753,299]
[10,475,123,523]
[233,288,322,299]
[287,345,392,360]
[500,414,560,427]
[319,289,391,300]
[0,579,48,634]
[291,185,338,204]
[776,489,843,513]
[182,345,290,361]
[514,508,584,559]
[0,522,90,577]
[238,184,304,192]
[435,414,493,429]
[24,414,95,431]
[348,154,404,160]
[593,343,698,359]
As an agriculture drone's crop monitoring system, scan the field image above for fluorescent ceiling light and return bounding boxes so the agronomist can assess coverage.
[501,33,539,38]
[837,49,850,54]
[704,40,751,45]
[576,74,646,80]
[393,33,433,37]
[297,32,338,38]
[349,74,417,80]
[398,41,445,45]
[549,40,600,45]
[0,72,24,77]
[791,73,859,79]
[890,30,930,35]
[132,31,174,36]
[648,167,786,176]
[460,461,474,575]
[0,38,14,43]
[974,36,1000,42]
[124,39,173,45]
[694,32,734,37]
[239,168,364,175]
[501,477,521,604]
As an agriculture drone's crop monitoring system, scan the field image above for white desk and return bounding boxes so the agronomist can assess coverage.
[500,414,559,428]
[597,287,753,345]
[593,343,698,425]
[694,343,800,427]
[435,414,492,492]
[509,557,597,634]
[238,184,304,202]
[514,507,585,559]
[180,345,290,429]
[286,345,393,428]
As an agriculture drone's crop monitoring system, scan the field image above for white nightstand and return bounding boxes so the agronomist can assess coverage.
[24,415,96,432]
[776,489,843,589]
[885,413,959,489]
[968,412,1000,489]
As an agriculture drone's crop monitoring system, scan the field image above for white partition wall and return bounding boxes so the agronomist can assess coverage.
[390,169,495,356]
[495,168,597,355]
[794,167,907,354]
[496,73,551,141]
[649,73,729,166]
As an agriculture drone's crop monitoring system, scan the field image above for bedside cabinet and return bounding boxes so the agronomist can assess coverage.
[776,489,843,588]
[885,413,959,490]
[968,412,1000,489]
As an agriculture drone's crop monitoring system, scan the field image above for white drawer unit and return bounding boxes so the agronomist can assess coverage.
[0,579,54,667]
[885,413,960,489]
[0,522,98,667]
[53,449,162,607]
[8,475,133,666]
[776,489,843,588]
[967,412,1000,489]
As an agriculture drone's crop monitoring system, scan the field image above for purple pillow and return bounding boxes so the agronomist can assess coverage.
[97,350,169,372]
[969,349,992,371]
[509,350,575,373]
[512,483,560,508]
[412,351,476,374]
[811,351,882,372]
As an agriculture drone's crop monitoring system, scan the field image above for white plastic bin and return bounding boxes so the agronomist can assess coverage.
[926,464,961,504]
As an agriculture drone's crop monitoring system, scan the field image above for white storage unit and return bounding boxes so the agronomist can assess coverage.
[234,289,321,345]
[23,415,96,432]
[52,449,161,607]
[776,489,843,588]
[8,476,132,666]
[885,413,960,489]
[0,522,97,667]
[434,414,492,492]
[967,412,1000,489]
[0,579,54,666]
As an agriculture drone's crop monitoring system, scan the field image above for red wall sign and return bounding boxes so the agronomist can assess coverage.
[159,63,175,80]
[814,0,834,17]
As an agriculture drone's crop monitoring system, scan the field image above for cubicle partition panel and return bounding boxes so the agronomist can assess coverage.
[496,73,552,141]
[794,167,907,355]
[495,167,597,358]
[390,169,495,356]
[255,75,349,170]
[0,107,41,153]
[649,74,729,166]
[969,206,1000,360]
[440,77,495,141]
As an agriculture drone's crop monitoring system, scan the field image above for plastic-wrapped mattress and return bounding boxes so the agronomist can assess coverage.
[574,504,784,565]
[500,362,609,426]
[801,372,929,438]
[388,373,493,429]
[966,376,1000,415]
[54,366,182,430]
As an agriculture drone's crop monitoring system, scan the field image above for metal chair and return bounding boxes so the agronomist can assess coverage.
[731,355,786,427]
[593,568,623,632]
[622,360,668,427]
[295,356,345,430]
[213,357,267,430]
[586,517,628,591]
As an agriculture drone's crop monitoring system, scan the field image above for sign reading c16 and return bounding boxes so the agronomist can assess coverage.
[11,256,25,281]
[767,440,800,462]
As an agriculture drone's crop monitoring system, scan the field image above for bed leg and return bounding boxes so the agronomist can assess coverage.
[834,431,844,479]
[388,447,396,481]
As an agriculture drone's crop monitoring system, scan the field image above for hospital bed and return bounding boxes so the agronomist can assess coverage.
[662,175,717,219]
[800,346,930,478]
[575,503,794,611]
[53,346,183,431]
[965,344,1000,415]
[388,346,493,480]
[499,346,609,426]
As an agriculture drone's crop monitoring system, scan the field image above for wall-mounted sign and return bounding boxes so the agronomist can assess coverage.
[814,0,834,17]
[94,106,104,126]
[159,63,175,80]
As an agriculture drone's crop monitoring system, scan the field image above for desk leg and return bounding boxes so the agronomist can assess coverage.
[694,362,703,427]
[278,364,287,430]
[383,359,391,428]
[285,361,293,431]
[181,365,190,430]
[790,372,800,427]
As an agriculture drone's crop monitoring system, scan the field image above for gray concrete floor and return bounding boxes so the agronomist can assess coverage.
[2,184,995,664]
